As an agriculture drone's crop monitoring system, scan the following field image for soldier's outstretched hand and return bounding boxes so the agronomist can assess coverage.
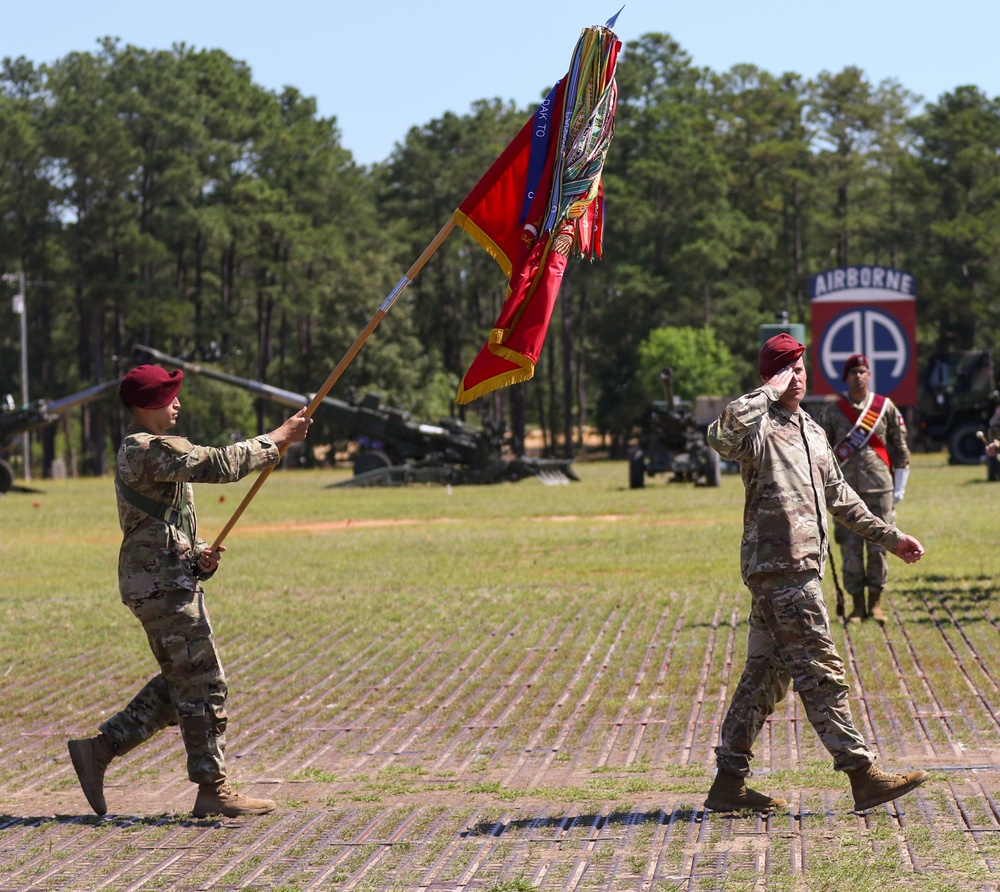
[894,534,925,564]
[269,408,314,449]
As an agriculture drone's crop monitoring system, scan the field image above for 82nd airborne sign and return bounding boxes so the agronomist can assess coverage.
[810,266,917,406]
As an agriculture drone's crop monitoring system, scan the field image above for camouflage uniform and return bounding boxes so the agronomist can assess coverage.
[988,405,1000,447]
[707,384,902,776]
[100,425,279,783]
[820,395,909,598]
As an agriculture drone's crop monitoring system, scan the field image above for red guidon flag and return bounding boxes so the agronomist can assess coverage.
[453,23,620,404]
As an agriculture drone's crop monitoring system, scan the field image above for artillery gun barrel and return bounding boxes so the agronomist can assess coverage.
[1,379,119,445]
[41,379,120,415]
[659,367,675,405]
[131,346,579,487]
[134,345,309,410]
[0,377,118,491]
[133,345,488,464]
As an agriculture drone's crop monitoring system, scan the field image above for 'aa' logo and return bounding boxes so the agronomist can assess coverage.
[819,307,909,394]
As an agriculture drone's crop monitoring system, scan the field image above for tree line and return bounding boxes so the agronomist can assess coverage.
[2,34,998,475]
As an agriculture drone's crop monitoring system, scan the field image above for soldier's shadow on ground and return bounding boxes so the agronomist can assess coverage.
[460,808,700,838]
[835,580,998,631]
[892,577,997,615]
[1,813,209,829]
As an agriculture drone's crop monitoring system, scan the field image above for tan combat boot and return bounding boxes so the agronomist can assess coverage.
[848,592,867,624]
[847,763,927,811]
[192,780,277,818]
[704,769,788,812]
[67,734,117,816]
[868,590,887,625]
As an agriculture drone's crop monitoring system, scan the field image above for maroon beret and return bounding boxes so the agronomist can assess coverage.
[759,333,806,380]
[842,353,869,381]
[120,364,183,409]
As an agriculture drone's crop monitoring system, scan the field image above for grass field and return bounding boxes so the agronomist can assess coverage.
[1,453,999,891]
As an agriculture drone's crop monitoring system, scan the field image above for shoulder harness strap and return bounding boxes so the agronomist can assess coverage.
[115,464,194,544]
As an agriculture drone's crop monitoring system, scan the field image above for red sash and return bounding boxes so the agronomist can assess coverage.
[833,393,892,470]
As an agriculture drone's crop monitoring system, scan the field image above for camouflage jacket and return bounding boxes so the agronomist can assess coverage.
[116,424,280,601]
[819,393,909,494]
[708,385,902,582]
[989,405,1000,444]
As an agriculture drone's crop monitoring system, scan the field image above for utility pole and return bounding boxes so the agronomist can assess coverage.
[4,271,29,481]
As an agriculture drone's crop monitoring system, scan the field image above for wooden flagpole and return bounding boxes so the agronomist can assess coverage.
[210,218,457,550]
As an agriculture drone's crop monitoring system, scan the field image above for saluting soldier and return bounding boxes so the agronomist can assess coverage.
[68,364,312,818]
[820,354,910,624]
[703,334,927,813]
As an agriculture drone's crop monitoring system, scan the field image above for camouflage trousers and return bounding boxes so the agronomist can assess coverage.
[834,490,894,595]
[715,571,875,776]
[100,588,228,784]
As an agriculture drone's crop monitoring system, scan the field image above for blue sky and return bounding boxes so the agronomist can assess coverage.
[4,1,998,167]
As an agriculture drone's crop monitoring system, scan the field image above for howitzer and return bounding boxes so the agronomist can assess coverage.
[133,345,579,486]
[915,349,997,467]
[628,367,721,489]
[0,379,119,493]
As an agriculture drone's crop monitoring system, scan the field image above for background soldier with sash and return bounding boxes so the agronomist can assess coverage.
[820,354,910,625]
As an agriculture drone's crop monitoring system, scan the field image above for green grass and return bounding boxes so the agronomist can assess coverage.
[1,454,998,890]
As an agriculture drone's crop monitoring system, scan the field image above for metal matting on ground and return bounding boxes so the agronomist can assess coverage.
[3,586,1000,891]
